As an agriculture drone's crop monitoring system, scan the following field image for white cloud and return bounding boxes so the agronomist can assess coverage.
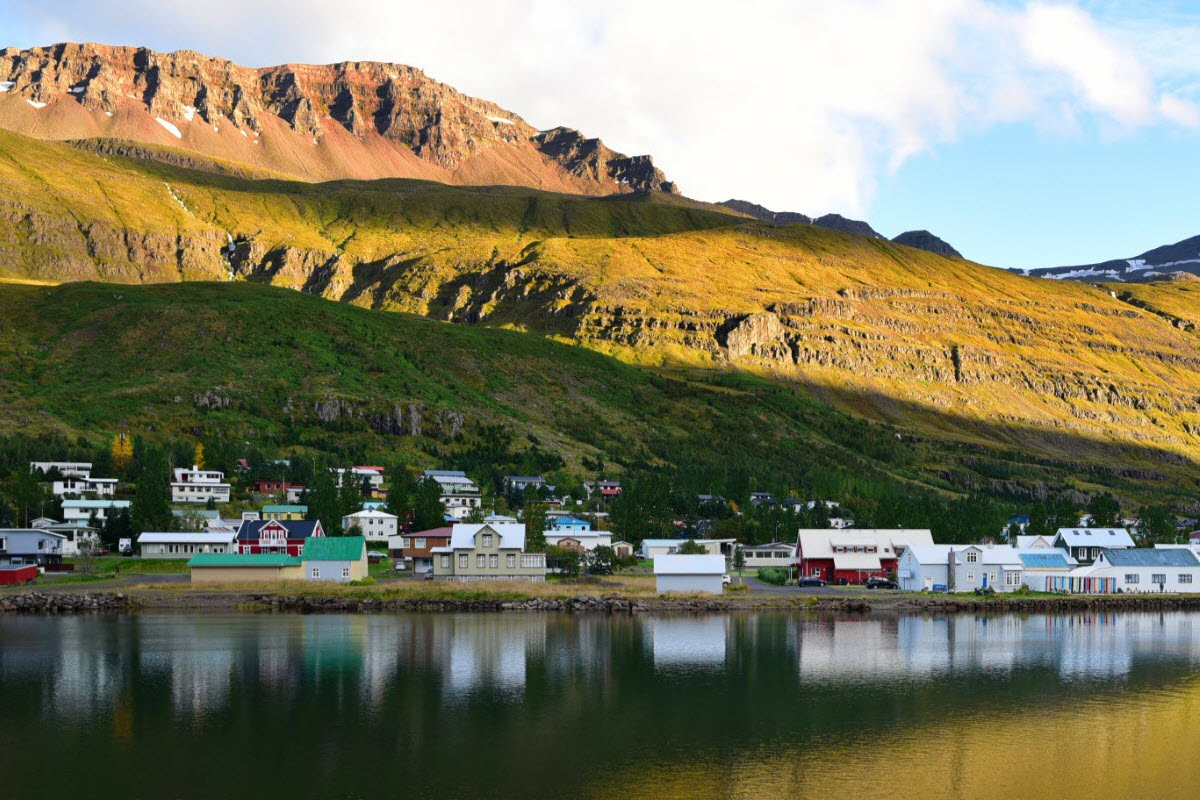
[5,0,1198,217]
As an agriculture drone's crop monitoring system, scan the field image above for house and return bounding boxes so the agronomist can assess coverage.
[30,461,91,478]
[0,529,66,566]
[423,471,482,520]
[1014,534,1058,549]
[640,538,736,559]
[236,519,324,556]
[549,516,591,532]
[30,518,98,557]
[262,504,308,521]
[62,499,131,523]
[188,553,304,584]
[796,529,934,584]
[50,476,117,498]
[431,523,546,582]
[333,466,385,491]
[1054,547,1200,594]
[1018,550,1078,591]
[544,530,614,552]
[505,475,546,493]
[137,531,237,559]
[740,542,797,569]
[898,544,954,591]
[1004,515,1031,534]
[301,536,368,583]
[484,513,518,524]
[1052,528,1135,566]
[612,541,635,558]
[170,466,231,505]
[654,554,726,594]
[388,526,453,573]
[749,492,776,507]
[172,509,222,530]
[253,480,305,497]
[583,480,622,499]
[949,545,1024,592]
[342,509,398,541]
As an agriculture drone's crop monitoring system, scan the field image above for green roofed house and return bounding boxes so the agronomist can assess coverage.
[302,536,368,583]
[188,552,303,584]
[262,504,308,521]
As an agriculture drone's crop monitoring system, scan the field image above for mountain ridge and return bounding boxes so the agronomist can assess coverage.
[1028,233,1200,284]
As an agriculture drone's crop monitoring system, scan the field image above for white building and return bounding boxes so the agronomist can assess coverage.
[1014,534,1058,549]
[50,476,117,498]
[342,509,398,541]
[898,544,1033,592]
[544,530,614,552]
[30,461,91,478]
[654,554,726,594]
[30,518,99,556]
[641,538,736,559]
[1017,549,1078,591]
[1060,547,1200,594]
[333,467,385,490]
[137,531,237,559]
[504,475,546,492]
[62,499,131,523]
[1052,528,1135,566]
[740,542,797,569]
[424,471,481,520]
[170,466,231,505]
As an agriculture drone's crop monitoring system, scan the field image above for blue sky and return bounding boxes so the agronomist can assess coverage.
[5,0,1200,269]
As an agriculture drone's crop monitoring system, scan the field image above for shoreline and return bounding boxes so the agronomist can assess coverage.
[9,586,1200,615]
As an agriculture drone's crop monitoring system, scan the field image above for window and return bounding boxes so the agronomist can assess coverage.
[483,534,493,547]
[521,555,543,568]
[415,538,426,549]
[1006,572,1021,587]
[476,555,486,568]
[459,554,468,569]
[1092,548,1100,560]
[1181,574,1194,584]
[967,572,975,582]
[401,538,411,548]
[1125,574,1139,584]
[441,555,450,569]
[965,551,978,563]
[311,567,320,578]
[489,554,499,568]
[1152,574,1166,585]
[507,554,516,568]
[341,567,350,579]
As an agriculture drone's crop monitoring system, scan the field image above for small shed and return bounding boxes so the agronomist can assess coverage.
[188,553,303,584]
[654,554,726,595]
[302,536,368,583]
[0,564,37,585]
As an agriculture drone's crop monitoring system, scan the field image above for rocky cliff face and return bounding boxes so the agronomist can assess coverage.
[892,230,962,259]
[0,42,677,194]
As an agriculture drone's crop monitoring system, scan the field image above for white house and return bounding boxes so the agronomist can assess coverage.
[51,476,117,498]
[423,471,482,520]
[333,467,385,490]
[171,466,232,504]
[544,530,614,552]
[1058,547,1200,594]
[898,544,1028,592]
[137,531,237,559]
[898,545,954,591]
[342,509,398,541]
[641,538,736,559]
[1014,534,1058,549]
[1017,549,1078,591]
[62,499,131,523]
[30,518,98,557]
[1052,528,1135,566]
[740,542,797,569]
[505,475,547,492]
[654,554,726,594]
[30,461,91,478]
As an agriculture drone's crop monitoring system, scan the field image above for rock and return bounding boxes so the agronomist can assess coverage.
[891,230,963,259]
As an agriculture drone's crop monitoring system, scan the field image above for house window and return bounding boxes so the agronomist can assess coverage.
[1092,549,1100,560]
[489,554,499,568]
[483,534,493,547]
[1125,574,1139,584]
[1006,572,1020,587]
[507,554,516,568]
[341,567,350,579]
[416,538,426,549]
[441,555,450,569]
[1152,574,1166,585]
[965,551,978,563]
[967,572,975,582]
[477,555,486,568]
[311,568,320,579]
[459,554,468,569]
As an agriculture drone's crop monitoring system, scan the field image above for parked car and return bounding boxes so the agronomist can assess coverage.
[866,577,899,590]
[797,576,826,587]
[589,565,614,576]
[722,574,732,586]
[393,560,408,572]
[367,550,387,562]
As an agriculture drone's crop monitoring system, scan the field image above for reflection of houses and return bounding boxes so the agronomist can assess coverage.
[644,616,729,668]
[444,616,546,696]
[797,529,933,584]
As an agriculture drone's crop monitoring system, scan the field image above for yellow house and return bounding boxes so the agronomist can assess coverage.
[188,553,304,584]
[262,504,308,521]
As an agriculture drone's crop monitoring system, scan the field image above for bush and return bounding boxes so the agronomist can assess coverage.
[726,582,748,593]
[757,567,788,586]
[349,576,376,587]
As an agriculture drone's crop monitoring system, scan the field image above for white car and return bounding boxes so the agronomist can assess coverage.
[722,574,732,586]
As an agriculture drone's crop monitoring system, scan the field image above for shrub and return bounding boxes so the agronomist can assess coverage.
[349,576,376,587]
[726,582,748,593]
[757,567,787,586]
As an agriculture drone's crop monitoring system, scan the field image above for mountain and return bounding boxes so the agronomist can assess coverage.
[1028,234,1200,283]
[811,213,882,239]
[0,42,677,194]
[719,199,812,225]
[2,126,1200,508]
[891,230,962,259]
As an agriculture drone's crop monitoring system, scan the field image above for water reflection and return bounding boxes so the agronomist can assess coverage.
[2,611,1200,800]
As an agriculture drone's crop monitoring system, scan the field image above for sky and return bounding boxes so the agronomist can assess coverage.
[5,0,1200,268]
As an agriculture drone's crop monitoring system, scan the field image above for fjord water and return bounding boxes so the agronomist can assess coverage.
[2,613,1199,799]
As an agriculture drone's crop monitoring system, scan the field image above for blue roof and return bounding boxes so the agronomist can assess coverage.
[1008,515,1031,524]
[236,519,322,542]
[1102,548,1199,567]
[1019,552,1070,569]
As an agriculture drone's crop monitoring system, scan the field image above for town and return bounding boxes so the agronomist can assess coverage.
[4,456,1199,597]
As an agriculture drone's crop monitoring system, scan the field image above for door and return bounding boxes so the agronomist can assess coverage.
[924,576,933,590]
[982,572,988,588]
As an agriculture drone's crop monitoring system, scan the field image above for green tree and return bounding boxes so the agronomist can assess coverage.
[733,545,746,584]
[9,468,46,526]
[385,468,416,527]
[307,468,343,536]
[1137,506,1177,545]
[412,478,447,532]
[677,539,707,555]
[131,447,172,534]
[338,469,363,520]
[523,486,547,552]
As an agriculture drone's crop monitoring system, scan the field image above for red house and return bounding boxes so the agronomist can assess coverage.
[795,529,933,584]
[236,519,324,557]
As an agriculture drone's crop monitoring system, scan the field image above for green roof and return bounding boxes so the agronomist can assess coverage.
[263,504,308,513]
[301,536,366,562]
[188,553,302,568]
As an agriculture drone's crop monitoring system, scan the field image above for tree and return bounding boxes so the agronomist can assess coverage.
[111,433,133,476]
[338,469,363,520]
[75,533,100,576]
[385,469,416,527]
[346,522,363,538]
[412,478,447,532]
[131,447,172,534]
[1087,492,1121,528]
[677,539,707,555]
[588,545,616,574]
[10,468,46,526]
[1137,506,1177,546]
[464,504,486,523]
[523,486,547,552]
[194,442,206,470]
[733,546,746,584]
[307,468,343,536]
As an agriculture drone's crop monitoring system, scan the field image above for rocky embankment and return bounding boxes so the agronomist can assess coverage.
[0,592,136,613]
